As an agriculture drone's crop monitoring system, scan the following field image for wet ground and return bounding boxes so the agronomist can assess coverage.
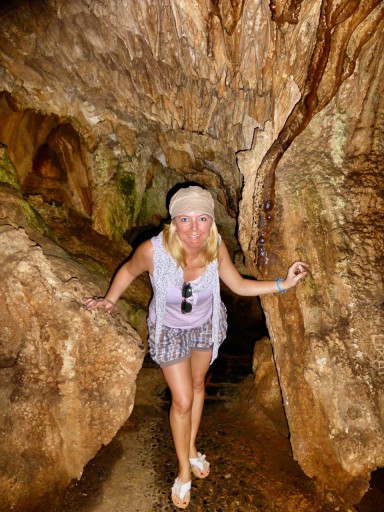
[50,348,383,512]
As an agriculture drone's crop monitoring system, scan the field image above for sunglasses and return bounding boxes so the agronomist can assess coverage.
[181,282,193,314]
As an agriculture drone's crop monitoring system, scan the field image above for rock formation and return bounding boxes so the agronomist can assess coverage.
[0,159,145,510]
[0,0,383,508]
[249,336,289,437]
[258,50,384,501]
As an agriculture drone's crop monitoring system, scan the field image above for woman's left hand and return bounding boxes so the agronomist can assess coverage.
[281,261,309,291]
[83,296,115,313]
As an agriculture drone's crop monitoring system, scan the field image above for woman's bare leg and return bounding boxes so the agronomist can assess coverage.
[162,359,193,483]
[189,349,212,458]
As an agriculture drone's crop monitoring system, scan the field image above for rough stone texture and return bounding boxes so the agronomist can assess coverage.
[258,34,384,503]
[249,336,289,437]
[238,1,384,274]
[0,0,383,506]
[0,192,144,511]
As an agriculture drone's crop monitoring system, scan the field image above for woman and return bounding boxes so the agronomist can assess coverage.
[84,185,308,509]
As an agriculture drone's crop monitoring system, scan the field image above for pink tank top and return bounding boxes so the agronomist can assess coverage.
[148,275,213,328]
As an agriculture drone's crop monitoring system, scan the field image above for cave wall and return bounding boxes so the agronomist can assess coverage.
[0,0,383,507]
[259,34,384,501]
[0,148,145,511]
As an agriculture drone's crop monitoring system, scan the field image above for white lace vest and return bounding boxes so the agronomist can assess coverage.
[151,232,222,364]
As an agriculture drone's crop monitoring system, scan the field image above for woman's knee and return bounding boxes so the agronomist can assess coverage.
[192,375,206,392]
[171,392,193,415]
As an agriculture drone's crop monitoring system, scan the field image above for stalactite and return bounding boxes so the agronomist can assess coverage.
[209,0,246,35]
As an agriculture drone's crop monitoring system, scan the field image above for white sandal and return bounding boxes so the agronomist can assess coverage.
[189,452,210,479]
[171,477,191,509]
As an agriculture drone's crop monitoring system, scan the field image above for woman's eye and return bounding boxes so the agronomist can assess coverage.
[198,216,207,222]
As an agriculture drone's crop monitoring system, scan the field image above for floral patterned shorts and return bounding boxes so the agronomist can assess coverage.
[147,302,227,368]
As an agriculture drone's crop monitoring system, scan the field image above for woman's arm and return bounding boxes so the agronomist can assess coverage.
[84,238,154,311]
[218,241,308,296]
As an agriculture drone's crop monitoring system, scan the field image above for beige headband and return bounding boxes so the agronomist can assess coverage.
[169,186,215,219]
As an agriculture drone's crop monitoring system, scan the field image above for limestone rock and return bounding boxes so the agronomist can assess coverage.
[0,0,383,506]
[256,40,384,503]
[249,336,289,437]
[0,222,144,511]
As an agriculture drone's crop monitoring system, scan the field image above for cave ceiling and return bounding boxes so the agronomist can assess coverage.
[0,0,381,267]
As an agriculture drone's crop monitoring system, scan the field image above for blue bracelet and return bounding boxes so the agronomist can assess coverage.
[276,278,287,293]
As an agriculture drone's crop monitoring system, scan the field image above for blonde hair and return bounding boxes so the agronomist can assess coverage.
[163,220,219,269]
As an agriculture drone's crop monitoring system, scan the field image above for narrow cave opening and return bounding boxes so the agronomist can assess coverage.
[126,221,270,397]
[207,286,268,389]
[125,219,270,396]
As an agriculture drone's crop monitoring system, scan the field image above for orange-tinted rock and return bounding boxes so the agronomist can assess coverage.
[0,0,383,507]
[249,336,289,437]
[254,38,384,503]
[0,215,144,510]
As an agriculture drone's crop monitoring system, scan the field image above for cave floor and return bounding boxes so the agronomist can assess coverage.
[51,353,370,512]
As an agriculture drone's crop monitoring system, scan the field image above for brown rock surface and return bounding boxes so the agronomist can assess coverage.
[0,209,144,510]
[0,0,383,507]
[249,336,289,437]
[255,38,384,503]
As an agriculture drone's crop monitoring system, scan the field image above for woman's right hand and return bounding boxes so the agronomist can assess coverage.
[83,296,115,313]
[281,261,309,291]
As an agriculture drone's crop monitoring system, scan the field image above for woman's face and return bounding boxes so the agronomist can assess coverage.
[173,212,213,251]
